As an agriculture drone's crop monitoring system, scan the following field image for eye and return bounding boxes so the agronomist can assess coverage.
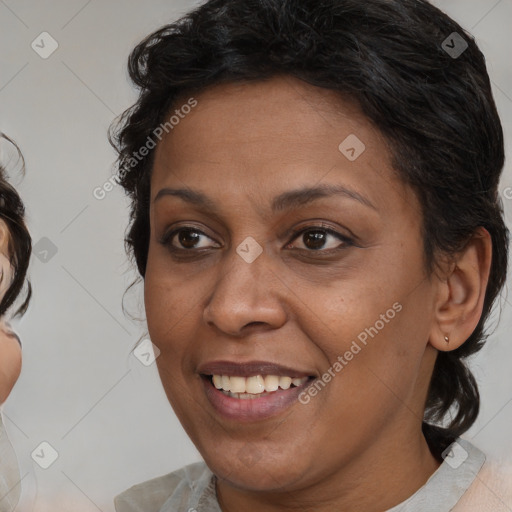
[285,226,352,252]
[161,227,220,251]
[160,224,352,255]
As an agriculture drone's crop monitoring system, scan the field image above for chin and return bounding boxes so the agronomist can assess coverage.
[202,444,310,492]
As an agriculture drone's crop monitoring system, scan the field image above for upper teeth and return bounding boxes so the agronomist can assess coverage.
[212,375,308,394]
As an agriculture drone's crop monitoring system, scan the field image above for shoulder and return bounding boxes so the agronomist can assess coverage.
[454,453,512,511]
[114,461,213,512]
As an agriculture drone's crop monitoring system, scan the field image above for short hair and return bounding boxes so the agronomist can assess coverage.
[110,0,509,458]
[0,133,32,317]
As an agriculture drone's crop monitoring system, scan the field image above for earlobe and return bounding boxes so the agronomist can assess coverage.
[429,227,492,353]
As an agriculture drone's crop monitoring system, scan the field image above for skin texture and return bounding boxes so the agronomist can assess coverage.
[0,323,21,404]
[144,76,492,512]
[0,219,21,404]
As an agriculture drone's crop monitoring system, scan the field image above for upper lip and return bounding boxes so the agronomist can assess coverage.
[197,360,316,378]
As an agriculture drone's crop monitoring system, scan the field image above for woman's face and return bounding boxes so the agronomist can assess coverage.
[145,77,440,493]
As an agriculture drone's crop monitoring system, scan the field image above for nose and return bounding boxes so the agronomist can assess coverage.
[202,244,287,337]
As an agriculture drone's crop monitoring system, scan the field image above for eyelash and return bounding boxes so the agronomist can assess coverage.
[159,224,353,256]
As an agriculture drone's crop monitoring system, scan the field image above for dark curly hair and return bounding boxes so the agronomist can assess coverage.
[0,133,32,317]
[109,0,509,458]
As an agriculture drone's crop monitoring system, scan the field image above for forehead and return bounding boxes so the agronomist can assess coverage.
[151,76,415,219]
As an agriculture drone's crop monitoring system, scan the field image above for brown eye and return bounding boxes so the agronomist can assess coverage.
[302,230,329,250]
[177,229,201,249]
[287,227,350,252]
[161,227,220,251]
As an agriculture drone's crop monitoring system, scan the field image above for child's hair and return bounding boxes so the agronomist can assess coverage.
[109,0,509,457]
[0,133,32,317]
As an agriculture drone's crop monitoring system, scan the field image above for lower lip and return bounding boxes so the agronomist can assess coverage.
[201,376,312,422]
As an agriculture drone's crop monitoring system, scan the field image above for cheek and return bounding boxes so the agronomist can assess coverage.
[143,262,205,416]
[144,247,199,338]
[144,258,190,376]
[143,249,214,400]
[307,262,431,408]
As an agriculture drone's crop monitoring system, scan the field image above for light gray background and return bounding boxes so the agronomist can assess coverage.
[0,1,511,511]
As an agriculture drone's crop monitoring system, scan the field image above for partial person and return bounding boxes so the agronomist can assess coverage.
[111,1,512,510]
[0,133,31,512]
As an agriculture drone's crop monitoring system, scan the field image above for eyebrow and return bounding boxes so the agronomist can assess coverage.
[154,184,377,213]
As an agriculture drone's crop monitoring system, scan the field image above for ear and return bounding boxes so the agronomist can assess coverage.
[429,227,492,352]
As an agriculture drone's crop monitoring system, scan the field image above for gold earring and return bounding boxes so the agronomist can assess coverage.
[444,335,449,344]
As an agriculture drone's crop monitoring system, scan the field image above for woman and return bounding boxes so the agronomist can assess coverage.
[0,133,31,512]
[111,0,511,510]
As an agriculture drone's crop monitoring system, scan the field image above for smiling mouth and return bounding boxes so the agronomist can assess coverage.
[203,374,314,399]
[199,372,317,421]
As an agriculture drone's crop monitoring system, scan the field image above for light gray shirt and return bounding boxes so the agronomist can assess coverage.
[114,438,485,512]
